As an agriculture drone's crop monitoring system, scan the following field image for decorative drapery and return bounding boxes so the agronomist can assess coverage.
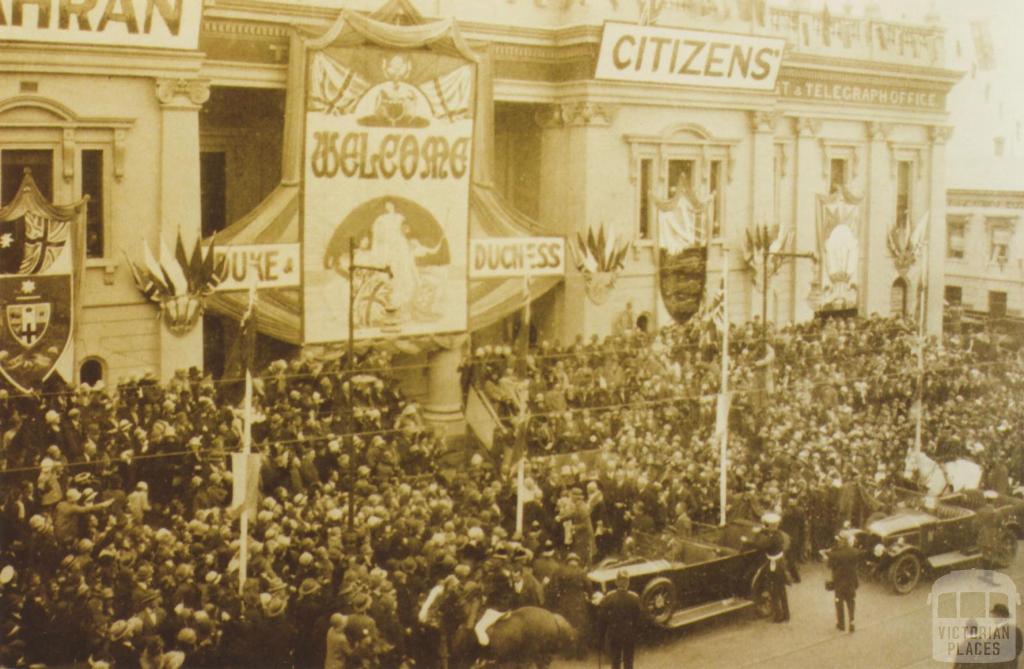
[206,0,559,350]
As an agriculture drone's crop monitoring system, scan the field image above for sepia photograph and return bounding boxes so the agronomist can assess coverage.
[0,0,1022,667]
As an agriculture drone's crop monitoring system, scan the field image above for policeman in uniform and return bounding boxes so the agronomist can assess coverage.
[757,512,790,623]
[597,570,643,669]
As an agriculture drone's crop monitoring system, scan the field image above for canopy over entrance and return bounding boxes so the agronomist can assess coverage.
[206,0,560,347]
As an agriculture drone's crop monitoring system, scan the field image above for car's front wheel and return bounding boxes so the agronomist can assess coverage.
[640,577,676,627]
[888,553,922,594]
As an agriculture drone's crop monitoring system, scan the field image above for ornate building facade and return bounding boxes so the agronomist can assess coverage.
[0,0,960,393]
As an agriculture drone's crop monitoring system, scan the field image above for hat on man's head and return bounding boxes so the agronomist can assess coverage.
[108,620,129,641]
[351,592,372,612]
[265,596,287,618]
[992,603,1011,618]
[299,578,321,598]
[176,627,197,646]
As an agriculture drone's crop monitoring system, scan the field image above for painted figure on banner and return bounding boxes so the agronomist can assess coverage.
[815,187,862,311]
[324,197,450,329]
[361,55,430,128]
[0,170,85,392]
[304,40,474,343]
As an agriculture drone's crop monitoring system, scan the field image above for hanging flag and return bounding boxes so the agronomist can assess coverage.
[0,170,85,392]
[915,213,931,323]
[229,452,262,523]
[970,20,995,70]
[822,5,832,47]
[696,278,726,345]
[654,180,710,325]
[466,385,502,450]
[239,282,258,378]
[715,391,731,438]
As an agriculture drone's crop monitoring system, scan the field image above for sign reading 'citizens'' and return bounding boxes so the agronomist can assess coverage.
[595,22,785,90]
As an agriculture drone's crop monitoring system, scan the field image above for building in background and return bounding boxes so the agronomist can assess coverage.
[941,10,1024,335]
[0,0,960,401]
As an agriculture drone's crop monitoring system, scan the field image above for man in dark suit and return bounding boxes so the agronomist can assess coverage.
[598,570,644,669]
[827,531,863,632]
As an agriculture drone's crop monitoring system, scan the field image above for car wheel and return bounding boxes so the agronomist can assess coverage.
[992,532,1019,568]
[640,577,676,627]
[888,553,922,595]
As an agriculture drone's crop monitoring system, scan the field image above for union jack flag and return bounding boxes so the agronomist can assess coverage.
[19,212,69,275]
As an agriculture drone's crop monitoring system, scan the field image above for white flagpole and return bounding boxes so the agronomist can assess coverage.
[913,217,930,456]
[239,281,256,596]
[719,249,729,526]
[515,267,531,538]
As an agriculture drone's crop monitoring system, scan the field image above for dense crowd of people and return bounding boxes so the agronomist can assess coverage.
[0,314,1021,667]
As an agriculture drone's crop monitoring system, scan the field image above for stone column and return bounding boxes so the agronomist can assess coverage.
[751,111,777,321]
[154,77,209,381]
[535,102,616,341]
[864,121,893,317]
[472,44,496,189]
[422,336,468,435]
[791,116,820,322]
[926,125,952,337]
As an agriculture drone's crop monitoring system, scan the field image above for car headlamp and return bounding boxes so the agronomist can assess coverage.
[873,543,885,558]
[591,591,605,606]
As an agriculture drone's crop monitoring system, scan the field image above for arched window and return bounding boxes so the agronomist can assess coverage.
[891,277,908,319]
[79,357,105,386]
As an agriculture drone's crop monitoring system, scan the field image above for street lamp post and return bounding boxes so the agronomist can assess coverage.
[345,237,392,532]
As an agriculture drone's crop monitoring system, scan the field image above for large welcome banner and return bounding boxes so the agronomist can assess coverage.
[303,46,474,343]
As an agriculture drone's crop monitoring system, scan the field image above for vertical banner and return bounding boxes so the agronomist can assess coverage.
[0,172,81,392]
[230,452,262,523]
[814,187,862,312]
[303,46,474,343]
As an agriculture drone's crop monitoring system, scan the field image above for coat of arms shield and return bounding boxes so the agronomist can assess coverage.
[0,171,84,392]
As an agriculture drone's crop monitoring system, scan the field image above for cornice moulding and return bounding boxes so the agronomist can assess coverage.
[0,44,205,78]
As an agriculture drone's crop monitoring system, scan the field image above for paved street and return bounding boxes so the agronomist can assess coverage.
[555,545,1024,669]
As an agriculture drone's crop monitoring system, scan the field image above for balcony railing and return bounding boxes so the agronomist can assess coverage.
[765,6,943,66]
[483,1,945,68]
[222,0,946,68]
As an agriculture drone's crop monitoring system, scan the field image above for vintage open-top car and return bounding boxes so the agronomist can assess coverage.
[853,494,1020,595]
[941,489,1024,538]
[587,520,773,629]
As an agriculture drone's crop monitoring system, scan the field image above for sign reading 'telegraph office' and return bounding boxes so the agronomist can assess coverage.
[595,22,785,91]
[0,0,201,50]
